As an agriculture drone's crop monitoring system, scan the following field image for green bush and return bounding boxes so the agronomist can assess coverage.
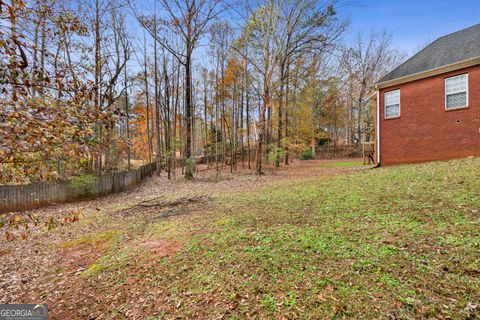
[68,174,99,196]
[300,149,315,160]
[267,145,284,165]
[185,157,195,180]
[79,158,92,174]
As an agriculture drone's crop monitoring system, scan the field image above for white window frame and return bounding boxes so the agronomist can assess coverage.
[384,89,400,119]
[445,73,468,110]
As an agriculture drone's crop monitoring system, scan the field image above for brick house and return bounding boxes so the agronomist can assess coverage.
[375,24,480,165]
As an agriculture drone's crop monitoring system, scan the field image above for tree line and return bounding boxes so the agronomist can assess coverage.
[0,0,403,184]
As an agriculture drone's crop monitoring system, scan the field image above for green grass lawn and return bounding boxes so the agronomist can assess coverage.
[81,159,480,319]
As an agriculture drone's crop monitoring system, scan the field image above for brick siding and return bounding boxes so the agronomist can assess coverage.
[376,64,480,165]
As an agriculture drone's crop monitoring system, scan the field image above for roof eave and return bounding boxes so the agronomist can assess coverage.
[375,56,480,90]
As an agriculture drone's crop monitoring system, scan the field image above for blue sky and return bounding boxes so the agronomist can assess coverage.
[339,0,479,55]
[122,0,478,73]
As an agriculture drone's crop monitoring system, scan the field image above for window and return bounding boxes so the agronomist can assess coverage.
[445,74,468,109]
[384,90,400,118]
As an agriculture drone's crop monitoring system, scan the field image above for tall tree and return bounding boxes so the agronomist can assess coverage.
[341,30,404,144]
[273,0,345,167]
[133,0,224,179]
[243,2,278,174]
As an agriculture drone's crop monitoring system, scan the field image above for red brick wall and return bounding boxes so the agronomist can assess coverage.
[377,64,480,165]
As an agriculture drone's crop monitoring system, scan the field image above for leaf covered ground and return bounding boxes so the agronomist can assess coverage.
[0,159,479,319]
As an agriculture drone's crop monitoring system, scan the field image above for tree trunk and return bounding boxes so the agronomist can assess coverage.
[357,98,362,145]
[246,79,251,170]
[143,35,152,163]
[124,60,130,170]
[173,64,180,179]
[255,108,266,175]
[266,102,271,160]
[240,85,244,167]
[184,51,194,179]
[276,62,285,167]
[203,72,209,168]
[256,79,269,175]
[284,66,290,165]
[94,0,102,175]
[154,9,162,173]
[164,62,171,179]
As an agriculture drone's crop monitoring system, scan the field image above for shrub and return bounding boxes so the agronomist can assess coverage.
[267,145,284,165]
[300,149,315,160]
[68,174,99,196]
[79,158,92,174]
[185,157,194,180]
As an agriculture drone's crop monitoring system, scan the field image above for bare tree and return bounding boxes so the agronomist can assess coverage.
[132,0,225,179]
[341,30,405,144]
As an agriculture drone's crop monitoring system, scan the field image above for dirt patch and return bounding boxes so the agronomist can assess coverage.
[138,239,182,258]
[61,244,102,272]
[0,249,10,257]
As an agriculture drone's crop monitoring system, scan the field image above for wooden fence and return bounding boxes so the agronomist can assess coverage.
[316,145,362,159]
[0,162,157,214]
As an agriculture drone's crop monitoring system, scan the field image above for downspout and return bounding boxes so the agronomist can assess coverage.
[376,89,381,166]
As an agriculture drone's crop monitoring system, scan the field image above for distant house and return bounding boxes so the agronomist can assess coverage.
[375,24,480,165]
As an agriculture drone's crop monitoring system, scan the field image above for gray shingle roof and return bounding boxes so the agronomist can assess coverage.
[378,23,480,83]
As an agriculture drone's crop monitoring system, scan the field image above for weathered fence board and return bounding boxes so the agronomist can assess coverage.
[0,162,157,214]
[316,145,362,159]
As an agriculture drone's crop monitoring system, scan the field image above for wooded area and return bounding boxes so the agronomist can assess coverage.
[0,0,404,184]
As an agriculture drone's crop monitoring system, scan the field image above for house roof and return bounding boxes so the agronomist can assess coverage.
[378,23,480,84]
